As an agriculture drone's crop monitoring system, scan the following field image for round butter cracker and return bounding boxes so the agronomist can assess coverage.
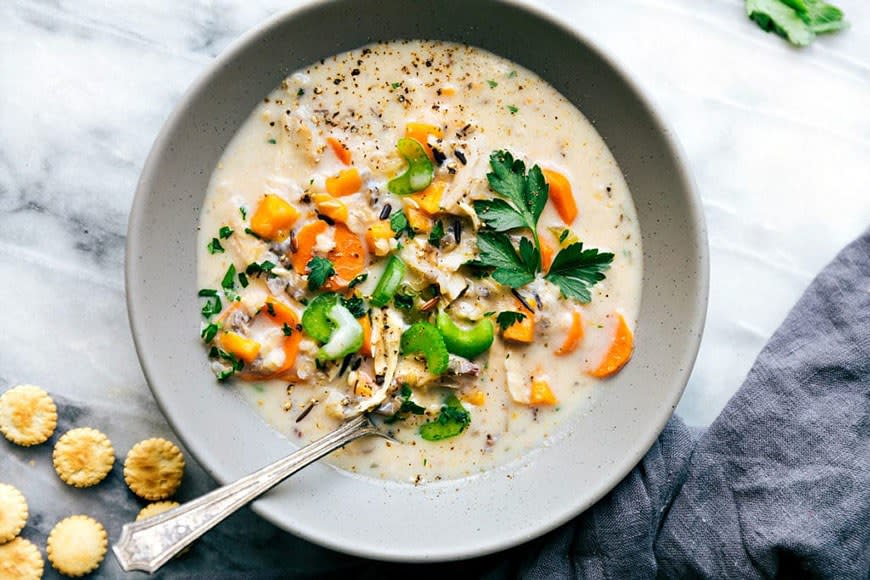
[0,537,44,580]
[52,428,115,488]
[0,385,57,446]
[136,500,180,521]
[124,438,185,500]
[46,515,107,577]
[0,483,28,544]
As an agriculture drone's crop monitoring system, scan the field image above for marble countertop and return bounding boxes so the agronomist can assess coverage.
[1,0,867,576]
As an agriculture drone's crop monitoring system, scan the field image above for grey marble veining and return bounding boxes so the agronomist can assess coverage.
[1,0,867,576]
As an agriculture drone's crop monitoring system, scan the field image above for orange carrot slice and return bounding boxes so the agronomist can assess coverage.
[502,302,535,343]
[324,223,366,289]
[312,192,349,223]
[539,231,555,273]
[325,168,362,197]
[365,220,394,257]
[404,205,432,234]
[556,310,584,355]
[529,378,557,406]
[542,169,578,225]
[409,181,444,215]
[589,313,634,377]
[327,137,352,165]
[358,315,372,357]
[219,332,261,364]
[262,297,303,374]
[249,194,300,241]
[291,220,329,274]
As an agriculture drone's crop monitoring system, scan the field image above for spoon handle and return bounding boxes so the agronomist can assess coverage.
[112,414,375,573]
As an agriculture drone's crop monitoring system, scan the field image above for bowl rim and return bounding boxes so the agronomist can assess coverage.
[126,0,708,562]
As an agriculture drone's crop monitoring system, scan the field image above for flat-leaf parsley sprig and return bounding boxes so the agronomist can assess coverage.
[472,150,614,303]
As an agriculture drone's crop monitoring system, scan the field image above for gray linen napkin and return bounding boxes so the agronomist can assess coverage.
[350,229,870,579]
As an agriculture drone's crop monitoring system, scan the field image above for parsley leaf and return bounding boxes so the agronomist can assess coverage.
[507,105,518,114]
[245,260,276,277]
[239,207,247,220]
[428,220,445,247]
[198,288,218,297]
[486,79,498,88]
[473,199,527,232]
[746,0,846,46]
[306,256,335,291]
[221,264,236,290]
[394,292,414,310]
[384,384,426,424]
[207,238,224,254]
[219,226,233,239]
[545,242,614,303]
[282,323,294,336]
[496,311,527,331]
[238,272,249,288]
[341,296,368,318]
[348,273,368,289]
[201,322,220,342]
[476,231,537,288]
[485,150,548,234]
[390,210,414,239]
[201,296,222,319]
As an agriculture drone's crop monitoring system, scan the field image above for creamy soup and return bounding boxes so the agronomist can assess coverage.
[197,41,642,483]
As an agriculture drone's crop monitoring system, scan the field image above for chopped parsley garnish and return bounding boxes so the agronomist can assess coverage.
[341,296,368,319]
[198,288,218,297]
[496,311,527,331]
[267,138,277,144]
[472,150,613,301]
[428,220,445,248]
[244,227,263,240]
[238,272,249,288]
[266,302,276,316]
[389,210,415,239]
[239,206,248,220]
[394,292,414,311]
[207,238,224,254]
[746,0,846,46]
[384,384,426,424]
[306,256,335,291]
[391,81,403,89]
[297,88,305,96]
[507,105,518,114]
[221,264,236,290]
[201,295,222,319]
[282,323,294,336]
[209,347,244,380]
[419,394,471,441]
[245,260,276,277]
[218,226,233,239]
[507,70,518,78]
[348,273,368,289]
[486,79,498,88]
[201,323,220,342]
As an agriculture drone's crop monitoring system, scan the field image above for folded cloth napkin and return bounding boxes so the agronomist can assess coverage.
[355,230,870,579]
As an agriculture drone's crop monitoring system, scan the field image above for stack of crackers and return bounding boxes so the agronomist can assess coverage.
[0,385,187,578]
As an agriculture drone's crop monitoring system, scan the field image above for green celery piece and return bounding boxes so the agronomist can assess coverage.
[388,138,434,195]
[301,293,340,343]
[746,0,815,46]
[400,322,449,375]
[419,395,470,441]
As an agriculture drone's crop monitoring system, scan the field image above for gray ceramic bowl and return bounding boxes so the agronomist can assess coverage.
[126,0,708,562]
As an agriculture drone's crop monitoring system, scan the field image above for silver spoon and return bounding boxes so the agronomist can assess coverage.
[112,414,386,573]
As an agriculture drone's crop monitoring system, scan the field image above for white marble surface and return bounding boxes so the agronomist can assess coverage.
[0,0,867,576]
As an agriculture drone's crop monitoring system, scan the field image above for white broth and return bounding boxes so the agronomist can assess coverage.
[197,41,642,483]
